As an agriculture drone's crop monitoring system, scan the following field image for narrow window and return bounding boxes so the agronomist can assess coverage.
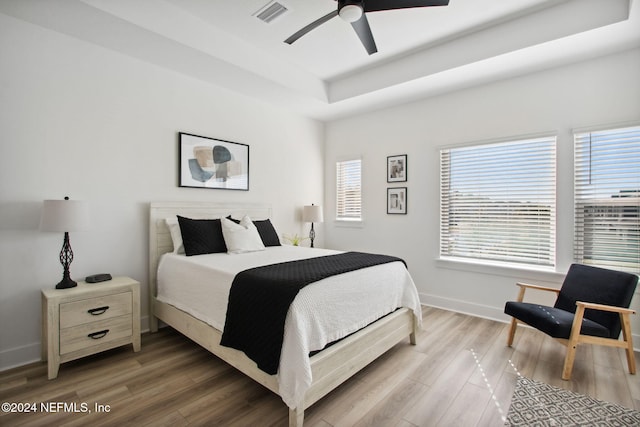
[336,159,362,221]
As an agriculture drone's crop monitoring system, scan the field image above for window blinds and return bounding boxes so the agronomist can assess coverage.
[574,125,640,273]
[336,159,362,220]
[440,136,556,266]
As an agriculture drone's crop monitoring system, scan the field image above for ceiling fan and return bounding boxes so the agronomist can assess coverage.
[284,0,450,55]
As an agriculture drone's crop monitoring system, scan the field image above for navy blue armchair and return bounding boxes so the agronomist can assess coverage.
[504,264,638,380]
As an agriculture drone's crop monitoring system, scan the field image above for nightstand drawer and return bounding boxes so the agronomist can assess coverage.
[60,314,132,355]
[60,292,132,328]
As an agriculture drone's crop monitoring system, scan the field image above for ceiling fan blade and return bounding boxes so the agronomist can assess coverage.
[284,10,339,44]
[350,14,378,55]
[363,0,449,13]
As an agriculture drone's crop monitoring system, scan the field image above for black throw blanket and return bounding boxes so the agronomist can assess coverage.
[220,251,406,374]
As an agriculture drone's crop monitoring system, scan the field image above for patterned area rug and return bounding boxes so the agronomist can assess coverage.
[505,376,640,426]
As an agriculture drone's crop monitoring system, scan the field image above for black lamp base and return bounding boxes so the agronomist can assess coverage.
[55,231,77,289]
[309,222,316,248]
[55,275,77,289]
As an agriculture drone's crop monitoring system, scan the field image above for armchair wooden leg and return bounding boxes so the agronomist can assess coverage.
[507,318,518,347]
[563,305,587,380]
[562,344,578,380]
[621,313,636,375]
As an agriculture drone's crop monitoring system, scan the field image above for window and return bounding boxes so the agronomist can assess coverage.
[336,159,362,221]
[574,125,640,273]
[440,136,556,267]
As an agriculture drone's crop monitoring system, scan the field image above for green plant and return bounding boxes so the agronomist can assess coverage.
[283,233,309,246]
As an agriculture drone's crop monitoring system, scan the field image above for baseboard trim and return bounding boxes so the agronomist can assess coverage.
[0,342,41,373]
[0,315,151,373]
[420,293,640,353]
[420,292,508,323]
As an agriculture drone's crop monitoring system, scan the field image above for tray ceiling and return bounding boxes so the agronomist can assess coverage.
[0,0,638,120]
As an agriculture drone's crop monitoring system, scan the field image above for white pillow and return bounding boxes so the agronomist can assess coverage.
[165,217,185,254]
[221,215,265,254]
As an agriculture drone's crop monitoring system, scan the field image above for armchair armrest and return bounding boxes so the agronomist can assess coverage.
[576,301,636,315]
[516,282,561,293]
[514,282,560,302]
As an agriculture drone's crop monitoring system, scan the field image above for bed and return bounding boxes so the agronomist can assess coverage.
[148,202,421,426]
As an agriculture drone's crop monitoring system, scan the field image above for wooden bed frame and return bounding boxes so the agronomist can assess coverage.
[148,202,418,426]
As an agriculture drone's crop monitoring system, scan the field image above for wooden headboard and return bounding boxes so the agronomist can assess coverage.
[148,201,272,303]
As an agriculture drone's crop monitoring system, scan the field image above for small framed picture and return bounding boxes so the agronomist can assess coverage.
[387,154,407,182]
[387,187,407,214]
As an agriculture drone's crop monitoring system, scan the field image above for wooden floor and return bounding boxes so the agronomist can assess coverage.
[1,306,638,426]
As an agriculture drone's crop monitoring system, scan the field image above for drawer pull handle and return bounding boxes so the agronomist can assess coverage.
[88,330,109,340]
[87,306,109,316]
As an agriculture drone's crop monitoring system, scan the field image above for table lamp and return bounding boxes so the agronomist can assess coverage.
[302,204,323,248]
[40,197,90,289]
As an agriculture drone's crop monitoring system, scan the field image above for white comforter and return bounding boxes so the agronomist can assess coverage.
[157,245,422,408]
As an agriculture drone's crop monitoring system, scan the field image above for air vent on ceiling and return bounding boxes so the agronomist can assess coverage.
[254,1,289,23]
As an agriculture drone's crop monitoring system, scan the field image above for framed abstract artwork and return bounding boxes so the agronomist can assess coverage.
[387,187,407,214]
[179,132,249,190]
[387,154,407,182]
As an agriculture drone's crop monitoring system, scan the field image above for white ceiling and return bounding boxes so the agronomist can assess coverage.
[1,0,639,121]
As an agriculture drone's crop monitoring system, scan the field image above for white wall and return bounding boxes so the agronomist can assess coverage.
[325,48,640,339]
[2,12,638,373]
[0,14,324,370]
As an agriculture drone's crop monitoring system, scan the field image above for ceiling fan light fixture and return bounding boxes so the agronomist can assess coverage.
[286,0,449,55]
[339,4,363,23]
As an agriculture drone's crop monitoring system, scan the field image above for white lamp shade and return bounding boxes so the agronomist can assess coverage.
[40,199,90,232]
[303,205,323,223]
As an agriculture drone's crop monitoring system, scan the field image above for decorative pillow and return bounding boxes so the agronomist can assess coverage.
[252,218,281,247]
[177,216,227,256]
[226,216,281,247]
[221,216,266,254]
[165,217,185,254]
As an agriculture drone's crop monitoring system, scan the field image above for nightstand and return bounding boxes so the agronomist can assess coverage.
[41,276,141,379]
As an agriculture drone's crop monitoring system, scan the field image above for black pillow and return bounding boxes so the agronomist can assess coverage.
[253,218,281,247]
[226,216,281,247]
[177,216,227,256]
